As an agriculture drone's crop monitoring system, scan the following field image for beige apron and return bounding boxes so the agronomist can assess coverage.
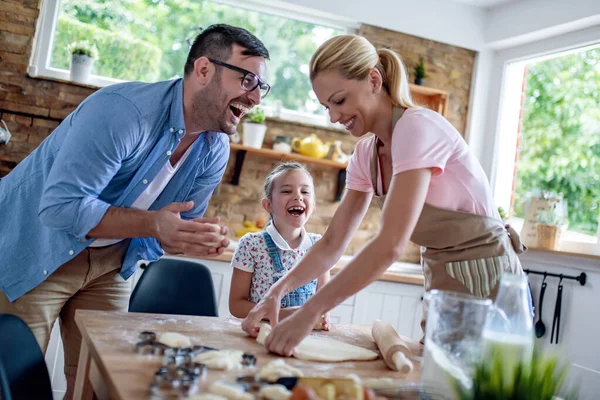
[371,108,526,334]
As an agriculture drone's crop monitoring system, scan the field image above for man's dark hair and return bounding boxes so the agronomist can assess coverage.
[184,24,269,76]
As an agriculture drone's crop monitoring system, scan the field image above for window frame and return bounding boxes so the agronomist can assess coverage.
[28,0,358,128]
[492,45,600,254]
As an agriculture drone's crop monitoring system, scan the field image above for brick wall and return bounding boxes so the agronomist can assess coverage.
[359,25,476,134]
[0,1,476,259]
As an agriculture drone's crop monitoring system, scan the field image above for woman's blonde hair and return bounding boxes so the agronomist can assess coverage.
[309,35,417,109]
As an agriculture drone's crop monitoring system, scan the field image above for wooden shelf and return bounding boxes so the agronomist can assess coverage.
[229,143,347,201]
[230,144,348,168]
[409,84,449,116]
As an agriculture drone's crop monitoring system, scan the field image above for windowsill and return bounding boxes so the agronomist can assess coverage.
[27,74,350,133]
[27,73,101,91]
[524,246,600,261]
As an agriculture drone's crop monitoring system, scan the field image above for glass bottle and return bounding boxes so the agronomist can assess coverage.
[481,273,534,386]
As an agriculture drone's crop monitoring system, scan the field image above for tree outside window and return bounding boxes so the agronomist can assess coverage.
[513,46,600,237]
[51,0,344,117]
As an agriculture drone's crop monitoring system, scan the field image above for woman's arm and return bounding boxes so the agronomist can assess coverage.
[228,269,316,320]
[241,189,372,335]
[265,168,432,356]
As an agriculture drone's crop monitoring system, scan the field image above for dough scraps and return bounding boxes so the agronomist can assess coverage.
[257,359,303,382]
[157,332,192,348]
[194,349,244,371]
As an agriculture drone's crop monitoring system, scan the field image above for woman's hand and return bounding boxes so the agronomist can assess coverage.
[264,306,321,356]
[241,290,284,337]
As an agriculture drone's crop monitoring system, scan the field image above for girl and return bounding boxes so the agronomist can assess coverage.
[242,35,527,355]
[229,162,330,329]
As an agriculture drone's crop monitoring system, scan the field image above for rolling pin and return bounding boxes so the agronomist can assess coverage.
[372,320,414,374]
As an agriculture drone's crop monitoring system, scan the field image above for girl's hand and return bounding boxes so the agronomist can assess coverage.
[264,306,320,357]
[242,291,283,337]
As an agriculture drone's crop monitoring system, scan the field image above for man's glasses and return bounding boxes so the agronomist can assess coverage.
[209,59,270,99]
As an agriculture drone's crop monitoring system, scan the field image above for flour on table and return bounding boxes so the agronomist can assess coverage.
[258,384,292,400]
[256,323,378,362]
[257,359,303,382]
[194,349,244,371]
[208,382,255,400]
[157,332,191,348]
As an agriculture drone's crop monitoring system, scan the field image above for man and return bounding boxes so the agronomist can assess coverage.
[0,24,269,398]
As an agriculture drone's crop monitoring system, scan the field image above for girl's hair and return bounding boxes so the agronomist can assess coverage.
[309,34,417,109]
[264,161,314,201]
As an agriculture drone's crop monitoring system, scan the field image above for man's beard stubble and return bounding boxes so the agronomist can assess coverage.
[191,75,237,136]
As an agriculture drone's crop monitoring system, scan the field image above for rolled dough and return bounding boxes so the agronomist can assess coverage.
[157,332,192,348]
[257,359,303,382]
[194,349,244,371]
[256,323,378,362]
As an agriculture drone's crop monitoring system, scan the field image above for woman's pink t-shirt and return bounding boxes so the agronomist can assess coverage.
[346,107,498,217]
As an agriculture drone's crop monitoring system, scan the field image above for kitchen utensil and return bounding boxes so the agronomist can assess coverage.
[550,276,563,344]
[535,275,548,338]
[371,320,413,373]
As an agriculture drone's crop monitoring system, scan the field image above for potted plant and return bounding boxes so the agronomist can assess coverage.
[414,56,427,85]
[452,346,577,400]
[498,206,508,223]
[536,204,563,250]
[242,107,267,149]
[67,40,98,84]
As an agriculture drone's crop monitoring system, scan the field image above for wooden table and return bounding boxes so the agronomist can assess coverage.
[73,310,421,399]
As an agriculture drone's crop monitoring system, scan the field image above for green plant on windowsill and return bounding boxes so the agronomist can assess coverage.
[498,206,508,222]
[66,40,98,59]
[245,107,266,124]
[537,204,563,226]
[414,56,427,85]
[452,346,578,400]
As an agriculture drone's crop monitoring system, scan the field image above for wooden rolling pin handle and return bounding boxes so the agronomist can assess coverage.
[372,320,414,374]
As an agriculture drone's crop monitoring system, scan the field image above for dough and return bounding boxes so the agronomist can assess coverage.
[257,359,303,382]
[194,349,244,371]
[188,394,228,400]
[201,223,225,247]
[256,324,378,362]
[258,384,291,400]
[157,332,191,348]
[209,382,255,400]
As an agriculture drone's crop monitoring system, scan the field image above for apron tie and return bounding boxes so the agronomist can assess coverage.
[505,224,527,254]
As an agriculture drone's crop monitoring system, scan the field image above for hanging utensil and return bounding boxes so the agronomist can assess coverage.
[535,274,548,338]
[550,276,563,344]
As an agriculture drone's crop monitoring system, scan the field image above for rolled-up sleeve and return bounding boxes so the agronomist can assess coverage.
[38,93,141,240]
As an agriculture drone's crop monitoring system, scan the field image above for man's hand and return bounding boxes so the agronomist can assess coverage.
[154,201,229,257]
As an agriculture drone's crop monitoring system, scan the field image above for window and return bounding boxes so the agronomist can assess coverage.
[29,0,357,126]
[493,44,600,254]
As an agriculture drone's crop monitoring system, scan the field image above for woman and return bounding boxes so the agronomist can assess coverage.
[241,34,526,356]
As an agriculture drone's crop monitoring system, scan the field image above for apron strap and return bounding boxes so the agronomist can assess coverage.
[370,107,406,197]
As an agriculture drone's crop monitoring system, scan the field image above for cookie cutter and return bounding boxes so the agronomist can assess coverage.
[236,375,266,392]
[150,364,207,397]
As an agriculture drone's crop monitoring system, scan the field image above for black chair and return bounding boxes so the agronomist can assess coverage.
[129,258,219,317]
[0,314,53,400]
